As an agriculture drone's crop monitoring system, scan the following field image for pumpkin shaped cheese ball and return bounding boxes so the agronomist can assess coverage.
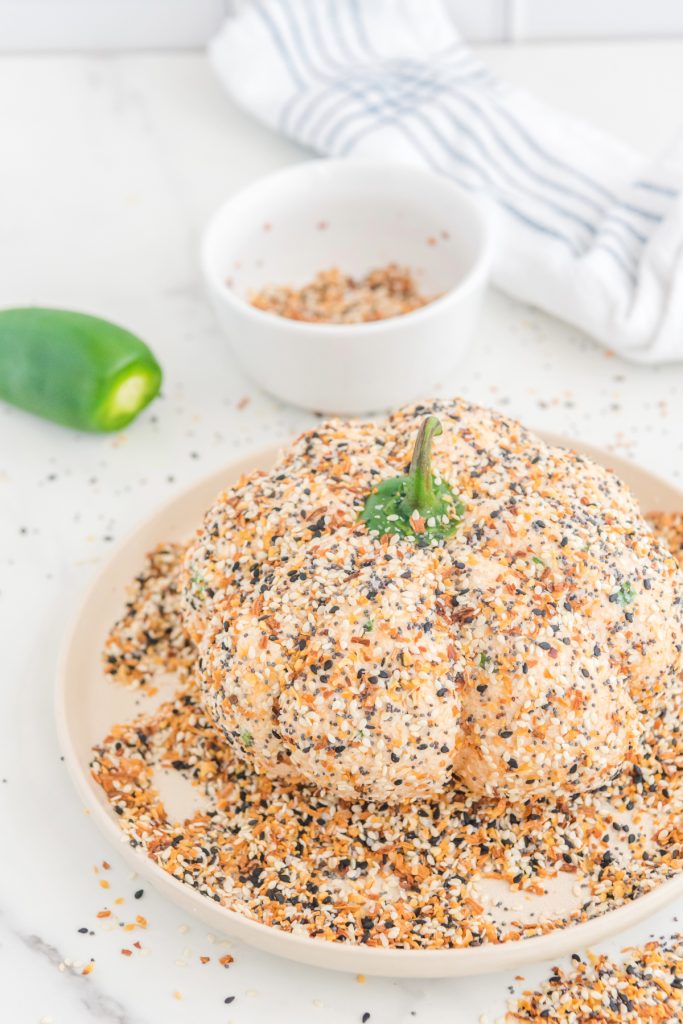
[182,399,683,804]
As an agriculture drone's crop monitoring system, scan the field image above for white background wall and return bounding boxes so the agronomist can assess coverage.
[1,0,683,51]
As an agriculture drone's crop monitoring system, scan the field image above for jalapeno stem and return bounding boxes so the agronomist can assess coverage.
[359,415,465,543]
[402,415,442,518]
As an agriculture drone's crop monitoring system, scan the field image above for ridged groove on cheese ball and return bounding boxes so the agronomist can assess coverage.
[450,545,640,800]
[277,539,460,796]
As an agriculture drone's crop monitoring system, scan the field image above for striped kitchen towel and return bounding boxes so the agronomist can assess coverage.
[210,0,683,363]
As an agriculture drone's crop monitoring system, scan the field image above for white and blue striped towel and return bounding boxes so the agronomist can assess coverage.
[210,0,683,363]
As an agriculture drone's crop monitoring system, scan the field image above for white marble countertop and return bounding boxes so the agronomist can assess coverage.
[1,40,682,1024]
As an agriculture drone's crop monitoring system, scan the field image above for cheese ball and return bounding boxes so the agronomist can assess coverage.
[183,398,683,804]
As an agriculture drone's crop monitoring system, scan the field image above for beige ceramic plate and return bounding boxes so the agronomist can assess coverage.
[55,434,683,977]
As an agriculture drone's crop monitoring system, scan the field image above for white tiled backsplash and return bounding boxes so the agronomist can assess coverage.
[0,0,682,50]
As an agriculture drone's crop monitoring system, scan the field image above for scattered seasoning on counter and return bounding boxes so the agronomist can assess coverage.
[507,936,682,1022]
[248,264,438,324]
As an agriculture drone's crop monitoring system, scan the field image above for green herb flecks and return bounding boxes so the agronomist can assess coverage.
[240,730,254,747]
[190,572,206,595]
[362,617,374,633]
[360,415,464,544]
[615,580,636,607]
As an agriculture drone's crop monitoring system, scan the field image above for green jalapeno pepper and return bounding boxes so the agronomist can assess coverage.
[0,307,162,432]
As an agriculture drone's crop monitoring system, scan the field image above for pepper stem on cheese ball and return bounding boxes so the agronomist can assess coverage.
[360,415,464,542]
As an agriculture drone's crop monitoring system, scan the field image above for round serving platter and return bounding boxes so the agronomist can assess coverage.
[55,433,683,977]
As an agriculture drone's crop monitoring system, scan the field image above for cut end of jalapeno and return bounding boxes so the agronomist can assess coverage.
[96,363,162,432]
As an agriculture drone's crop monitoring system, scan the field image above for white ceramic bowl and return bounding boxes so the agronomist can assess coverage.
[201,160,493,414]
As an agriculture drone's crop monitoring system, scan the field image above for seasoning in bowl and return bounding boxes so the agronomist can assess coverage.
[248,263,438,324]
